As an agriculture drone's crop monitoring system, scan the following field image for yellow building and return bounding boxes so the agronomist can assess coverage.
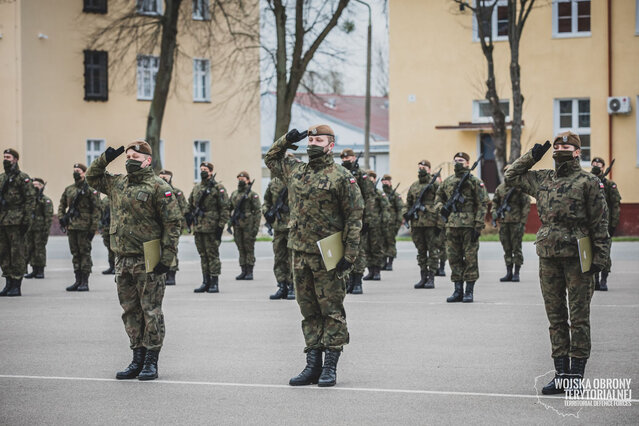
[389,0,639,234]
[0,0,260,216]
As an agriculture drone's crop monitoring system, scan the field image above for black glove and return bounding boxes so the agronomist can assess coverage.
[588,263,602,275]
[105,146,125,163]
[264,210,275,224]
[608,226,616,237]
[531,140,551,162]
[440,206,451,221]
[471,228,482,242]
[285,129,307,150]
[87,231,95,242]
[153,262,170,275]
[215,226,224,241]
[59,216,68,229]
[336,257,353,273]
[185,212,194,227]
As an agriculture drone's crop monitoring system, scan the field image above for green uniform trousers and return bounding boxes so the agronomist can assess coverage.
[101,232,115,266]
[366,227,384,268]
[233,226,257,266]
[116,256,166,351]
[272,228,292,283]
[0,225,28,279]
[68,230,93,274]
[437,225,447,262]
[26,230,49,267]
[194,232,222,276]
[539,257,594,359]
[384,226,400,259]
[353,232,368,274]
[410,226,441,272]
[293,251,349,352]
[499,223,525,266]
[446,227,479,282]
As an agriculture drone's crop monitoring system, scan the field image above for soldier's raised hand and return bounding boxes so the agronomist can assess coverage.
[285,129,307,150]
[105,146,125,163]
[531,141,551,162]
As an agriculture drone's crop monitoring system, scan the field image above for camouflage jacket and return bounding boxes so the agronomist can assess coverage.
[86,154,182,266]
[229,187,261,231]
[265,134,364,262]
[505,150,609,266]
[491,182,531,224]
[374,188,392,231]
[32,192,54,233]
[597,176,621,230]
[436,169,488,229]
[405,174,440,227]
[188,178,230,233]
[58,180,100,232]
[170,185,188,231]
[383,185,405,230]
[0,166,36,227]
[262,177,290,232]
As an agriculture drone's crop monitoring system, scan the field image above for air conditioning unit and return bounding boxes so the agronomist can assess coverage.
[607,96,631,114]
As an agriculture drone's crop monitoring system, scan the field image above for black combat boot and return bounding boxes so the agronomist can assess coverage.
[235,265,247,280]
[270,282,288,300]
[542,356,570,395]
[462,281,475,303]
[351,273,363,295]
[346,275,354,294]
[371,266,381,281]
[207,276,219,293]
[599,272,609,291]
[138,350,160,381]
[24,266,37,279]
[0,278,11,297]
[116,347,147,380]
[500,265,513,282]
[424,271,435,289]
[289,349,323,386]
[436,259,446,277]
[7,278,22,297]
[102,260,115,275]
[35,266,45,279]
[446,281,464,303]
[385,257,394,271]
[594,273,601,290]
[77,273,89,292]
[164,270,175,285]
[194,273,210,293]
[566,358,587,395]
[244,265,254,280]
[318,349,341,387]
[512,265,521,282]
[414,270,427,289]
[66,271,82,291]
[362,267,375,281]
[286,281,295,300]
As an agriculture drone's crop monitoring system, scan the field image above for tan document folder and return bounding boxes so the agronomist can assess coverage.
[143,239,161,273]
[577,236,592,273]
[317,232,344,271]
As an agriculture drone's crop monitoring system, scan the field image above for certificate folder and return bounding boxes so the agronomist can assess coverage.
[143,239,177,273]
[317,232,344,271]
[577,236,592,274]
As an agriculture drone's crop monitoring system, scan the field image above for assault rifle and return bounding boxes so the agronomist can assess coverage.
[264,186,289,236]
[186,173,217,231]
[492,187,515,227]
[403,169,441,229]
[440,154,484,223]
[602,159,615,178]
[347,151,363,177]
[228,179,255,235]
[59,181,91,233]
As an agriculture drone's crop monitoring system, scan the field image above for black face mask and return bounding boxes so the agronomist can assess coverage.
[454,162,467,173]
[342,161,353,170]
[591,166,602,176]
[200,170,209,180]
[418,169,428,178]
[238,181,247,190]
[382,184,391,192]
[125,159,143,174]
[73,172,82,181]
[552,150,574,165]
[3,160,13,173]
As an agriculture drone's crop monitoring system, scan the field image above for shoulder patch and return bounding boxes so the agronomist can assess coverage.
[93,190,98,195]
[349,178,356,184]
[612,184,617,188]
[46,199,51,203]
[253,194,258,198]
[177,192,182,196]
[480,182,485,187]
[164,191,172,197]
[25,178,30,183]
[220,189,225,193]
[599,182,604,189]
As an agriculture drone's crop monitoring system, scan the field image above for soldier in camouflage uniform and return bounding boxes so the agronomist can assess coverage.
[266,125,363,387]
[99,195,116,275]
[491,165,531,282]
[188,162,230,293]
[229,171,261,280]
[435,215,447,277]
[263,174,295,300]
[24,178,53,279]
[362,170,389,281]
[0,148,36,297]
[405,160,441,289]
[59,163,100,292]
[505,133,609,395]
[87,141,182,381]
[590,157,621,291]
[381,174,404,271]
[159,170,188,286]
[436,152,488,303]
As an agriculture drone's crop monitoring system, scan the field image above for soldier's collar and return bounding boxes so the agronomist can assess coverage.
[308,152,334,169]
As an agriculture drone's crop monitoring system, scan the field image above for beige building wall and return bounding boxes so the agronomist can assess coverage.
[389,0,639,203]
[1,0,260,210]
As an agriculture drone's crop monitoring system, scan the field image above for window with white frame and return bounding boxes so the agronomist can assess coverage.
[194,140,210,181]
[86,139,105,165]
[193,0,210,20]
[137,55,159,100]
[472,0,509,42]
[553,0,591,37]
[554,98,591,162]
[473,99,510,123]
[137,0,163,16]
[193,59,211,102]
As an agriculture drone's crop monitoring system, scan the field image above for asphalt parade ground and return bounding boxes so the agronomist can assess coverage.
[1,237,638,425]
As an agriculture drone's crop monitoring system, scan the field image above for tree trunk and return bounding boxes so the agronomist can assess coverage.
[509,51,523,163]
[486,64,507,183]
[146,0,182,171]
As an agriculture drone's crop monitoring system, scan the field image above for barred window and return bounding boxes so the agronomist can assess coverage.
[84,50,108,101]
[83,0,107,14]
[193,0,210,20]
[555,98,591,162]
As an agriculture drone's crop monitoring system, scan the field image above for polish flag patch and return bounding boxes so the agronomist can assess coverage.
[349,178,356,184]
[164,191,172,197]
[25,178,30,183]
[612,184,617,188]
[480,182,485,187]
[599,182,604,189]
[220,189,225,193]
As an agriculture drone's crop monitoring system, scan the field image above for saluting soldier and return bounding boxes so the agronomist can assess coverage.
[87,141,182,381]
[492,165,531,282]
[436,152,488,303]
[24,178,53,279]
[0,148,36,297]
[229,171,261,280]
[266,125,363,387]
[189,162,230,293]
[405,160,441,289]
[158,169,188,286]
[99,195,116,275]
[59,163,100,292]
[381,174,404,271]
[590,157,621,291]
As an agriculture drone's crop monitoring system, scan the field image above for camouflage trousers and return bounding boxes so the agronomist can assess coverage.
[26,230,49,267]
[383,226,400,259]
[353,231,369,274]
[67,230,93,274]
[437,226,447,262]
[604,238,612,273]
[366,227,384,268]
[292,251,349,352]
[0,225,28,279]
[539,257,594,359]
[101,232,115,266]
[116,256,166,351]
[194,232,221,276]
[410,226,441,272]
[499,222,525,266]
[233,226,257,266]
[446,227,479,282]
[272,228,292,283]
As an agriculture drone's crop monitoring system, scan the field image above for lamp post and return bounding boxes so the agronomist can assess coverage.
[355,0,372,170]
